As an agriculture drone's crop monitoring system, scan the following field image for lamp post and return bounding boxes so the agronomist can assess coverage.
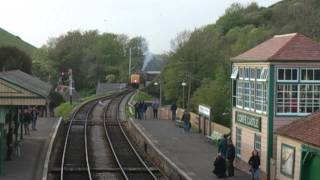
[68,69,73,105]
[181,82,187,109]
[154,82,162,107]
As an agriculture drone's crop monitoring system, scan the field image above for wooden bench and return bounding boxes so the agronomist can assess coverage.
[206,131,222,145]
[175,118,184,128]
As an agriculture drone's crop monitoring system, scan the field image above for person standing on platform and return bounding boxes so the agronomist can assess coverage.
[170,102,177,121]
[142,101,148,120]
[23,109,31,135]
[31,107,38,130]
[182,110,191,132]
[227,139,235,177]
[151,100,159,119]
[134,101,139,119]
[248,149,260,180]
[218,134,228,158]
[6,128,13,161]
[138,101,143,120]
[213,153,227,178]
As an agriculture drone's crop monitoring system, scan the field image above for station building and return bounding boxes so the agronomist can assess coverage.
[0,70,51,175]
[230,33,320,179]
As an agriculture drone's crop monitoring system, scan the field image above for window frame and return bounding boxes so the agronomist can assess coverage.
[277,68,298,82]
[233,66,268,114]
[231,66,239,79]
[300,68,320,83]
[280,143,295,178]
[254,133,261,154]
[257,68,269,82]
[276,83,320,116]
[236,127,242,158]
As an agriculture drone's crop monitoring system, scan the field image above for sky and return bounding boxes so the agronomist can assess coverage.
[0,0,281,54]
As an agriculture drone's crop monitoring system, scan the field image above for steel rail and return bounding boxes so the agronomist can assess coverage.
[60,95,112,180]
[103,92,158,180]
[103,94,129,180]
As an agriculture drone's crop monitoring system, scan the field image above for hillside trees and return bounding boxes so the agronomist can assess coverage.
[0,46,32,73]
[32,30,147,91]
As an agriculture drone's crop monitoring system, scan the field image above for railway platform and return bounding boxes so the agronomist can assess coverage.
[2,117,59,180]
[133,116,250,180]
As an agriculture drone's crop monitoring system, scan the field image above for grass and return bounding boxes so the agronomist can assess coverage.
[55,102,79,119]
[55,91,114,119]
[133,91,153,102]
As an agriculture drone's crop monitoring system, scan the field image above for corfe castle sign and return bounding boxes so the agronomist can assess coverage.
[198,104,210,118]
[236,111,261,131]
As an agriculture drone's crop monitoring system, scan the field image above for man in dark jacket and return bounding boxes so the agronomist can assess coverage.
[138,101,143,120]
[6,128,13,161]
[213,153,227,178]
[142,101,148,120]
[182,110,191,132]
[218,134,228,158]
[227,139,236,177]
[170,102,177,121]
[134,102,139,119]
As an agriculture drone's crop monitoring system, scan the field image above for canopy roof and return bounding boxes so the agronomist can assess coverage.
[276,112,320,147]
[0,70,51,98]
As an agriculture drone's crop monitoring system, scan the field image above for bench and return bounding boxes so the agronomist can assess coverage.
[175,118,184,128]
[206,131,222,145]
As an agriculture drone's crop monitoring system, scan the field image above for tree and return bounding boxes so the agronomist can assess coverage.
[0,46,32,73]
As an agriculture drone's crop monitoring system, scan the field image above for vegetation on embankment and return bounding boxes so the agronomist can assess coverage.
[133,91,153,102]
[161,0,320,127]
[55,102,78,119]
[55,92,113,119]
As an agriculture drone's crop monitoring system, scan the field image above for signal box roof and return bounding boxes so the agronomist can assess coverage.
[231,33,320,62]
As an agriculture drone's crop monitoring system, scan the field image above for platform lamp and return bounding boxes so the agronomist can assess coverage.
[181,82,187,109]
[154,81,162,107]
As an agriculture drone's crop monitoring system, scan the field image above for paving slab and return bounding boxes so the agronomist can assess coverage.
[2,117,58,180]
[135,118,250,180]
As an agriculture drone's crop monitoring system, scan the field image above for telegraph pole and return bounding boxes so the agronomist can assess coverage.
[68,69,73,105]
[128,48,132,78]
[187,72,192,111]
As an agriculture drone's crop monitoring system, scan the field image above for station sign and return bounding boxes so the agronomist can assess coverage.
[236,111,261,131]
[198,104,210,118]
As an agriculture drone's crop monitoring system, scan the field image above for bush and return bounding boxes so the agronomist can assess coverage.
[133,91,153,102]
[55,102,78,119]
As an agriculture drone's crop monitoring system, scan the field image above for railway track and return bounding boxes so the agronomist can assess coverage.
[103,93,159,180]
[55,91,163,180]
[60,99,97,180]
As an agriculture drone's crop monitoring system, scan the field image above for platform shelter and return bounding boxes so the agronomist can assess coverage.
[0,70,51,175]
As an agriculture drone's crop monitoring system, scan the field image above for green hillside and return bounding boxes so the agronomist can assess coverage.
[0,27,36,55]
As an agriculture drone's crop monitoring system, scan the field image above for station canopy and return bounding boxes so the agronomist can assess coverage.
[0,70,52,106]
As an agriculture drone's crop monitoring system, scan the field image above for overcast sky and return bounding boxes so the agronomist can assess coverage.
[0,0,280,53]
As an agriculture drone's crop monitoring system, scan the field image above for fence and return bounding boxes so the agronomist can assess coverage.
[160,107,230,137]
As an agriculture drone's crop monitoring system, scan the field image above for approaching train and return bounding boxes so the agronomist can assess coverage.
[129,73,144,89]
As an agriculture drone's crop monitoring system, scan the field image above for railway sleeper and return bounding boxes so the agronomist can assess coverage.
[50,167,159,173]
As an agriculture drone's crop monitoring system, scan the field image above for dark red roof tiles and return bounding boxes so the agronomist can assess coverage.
[231,33,320,62]
[276,112,320,147]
